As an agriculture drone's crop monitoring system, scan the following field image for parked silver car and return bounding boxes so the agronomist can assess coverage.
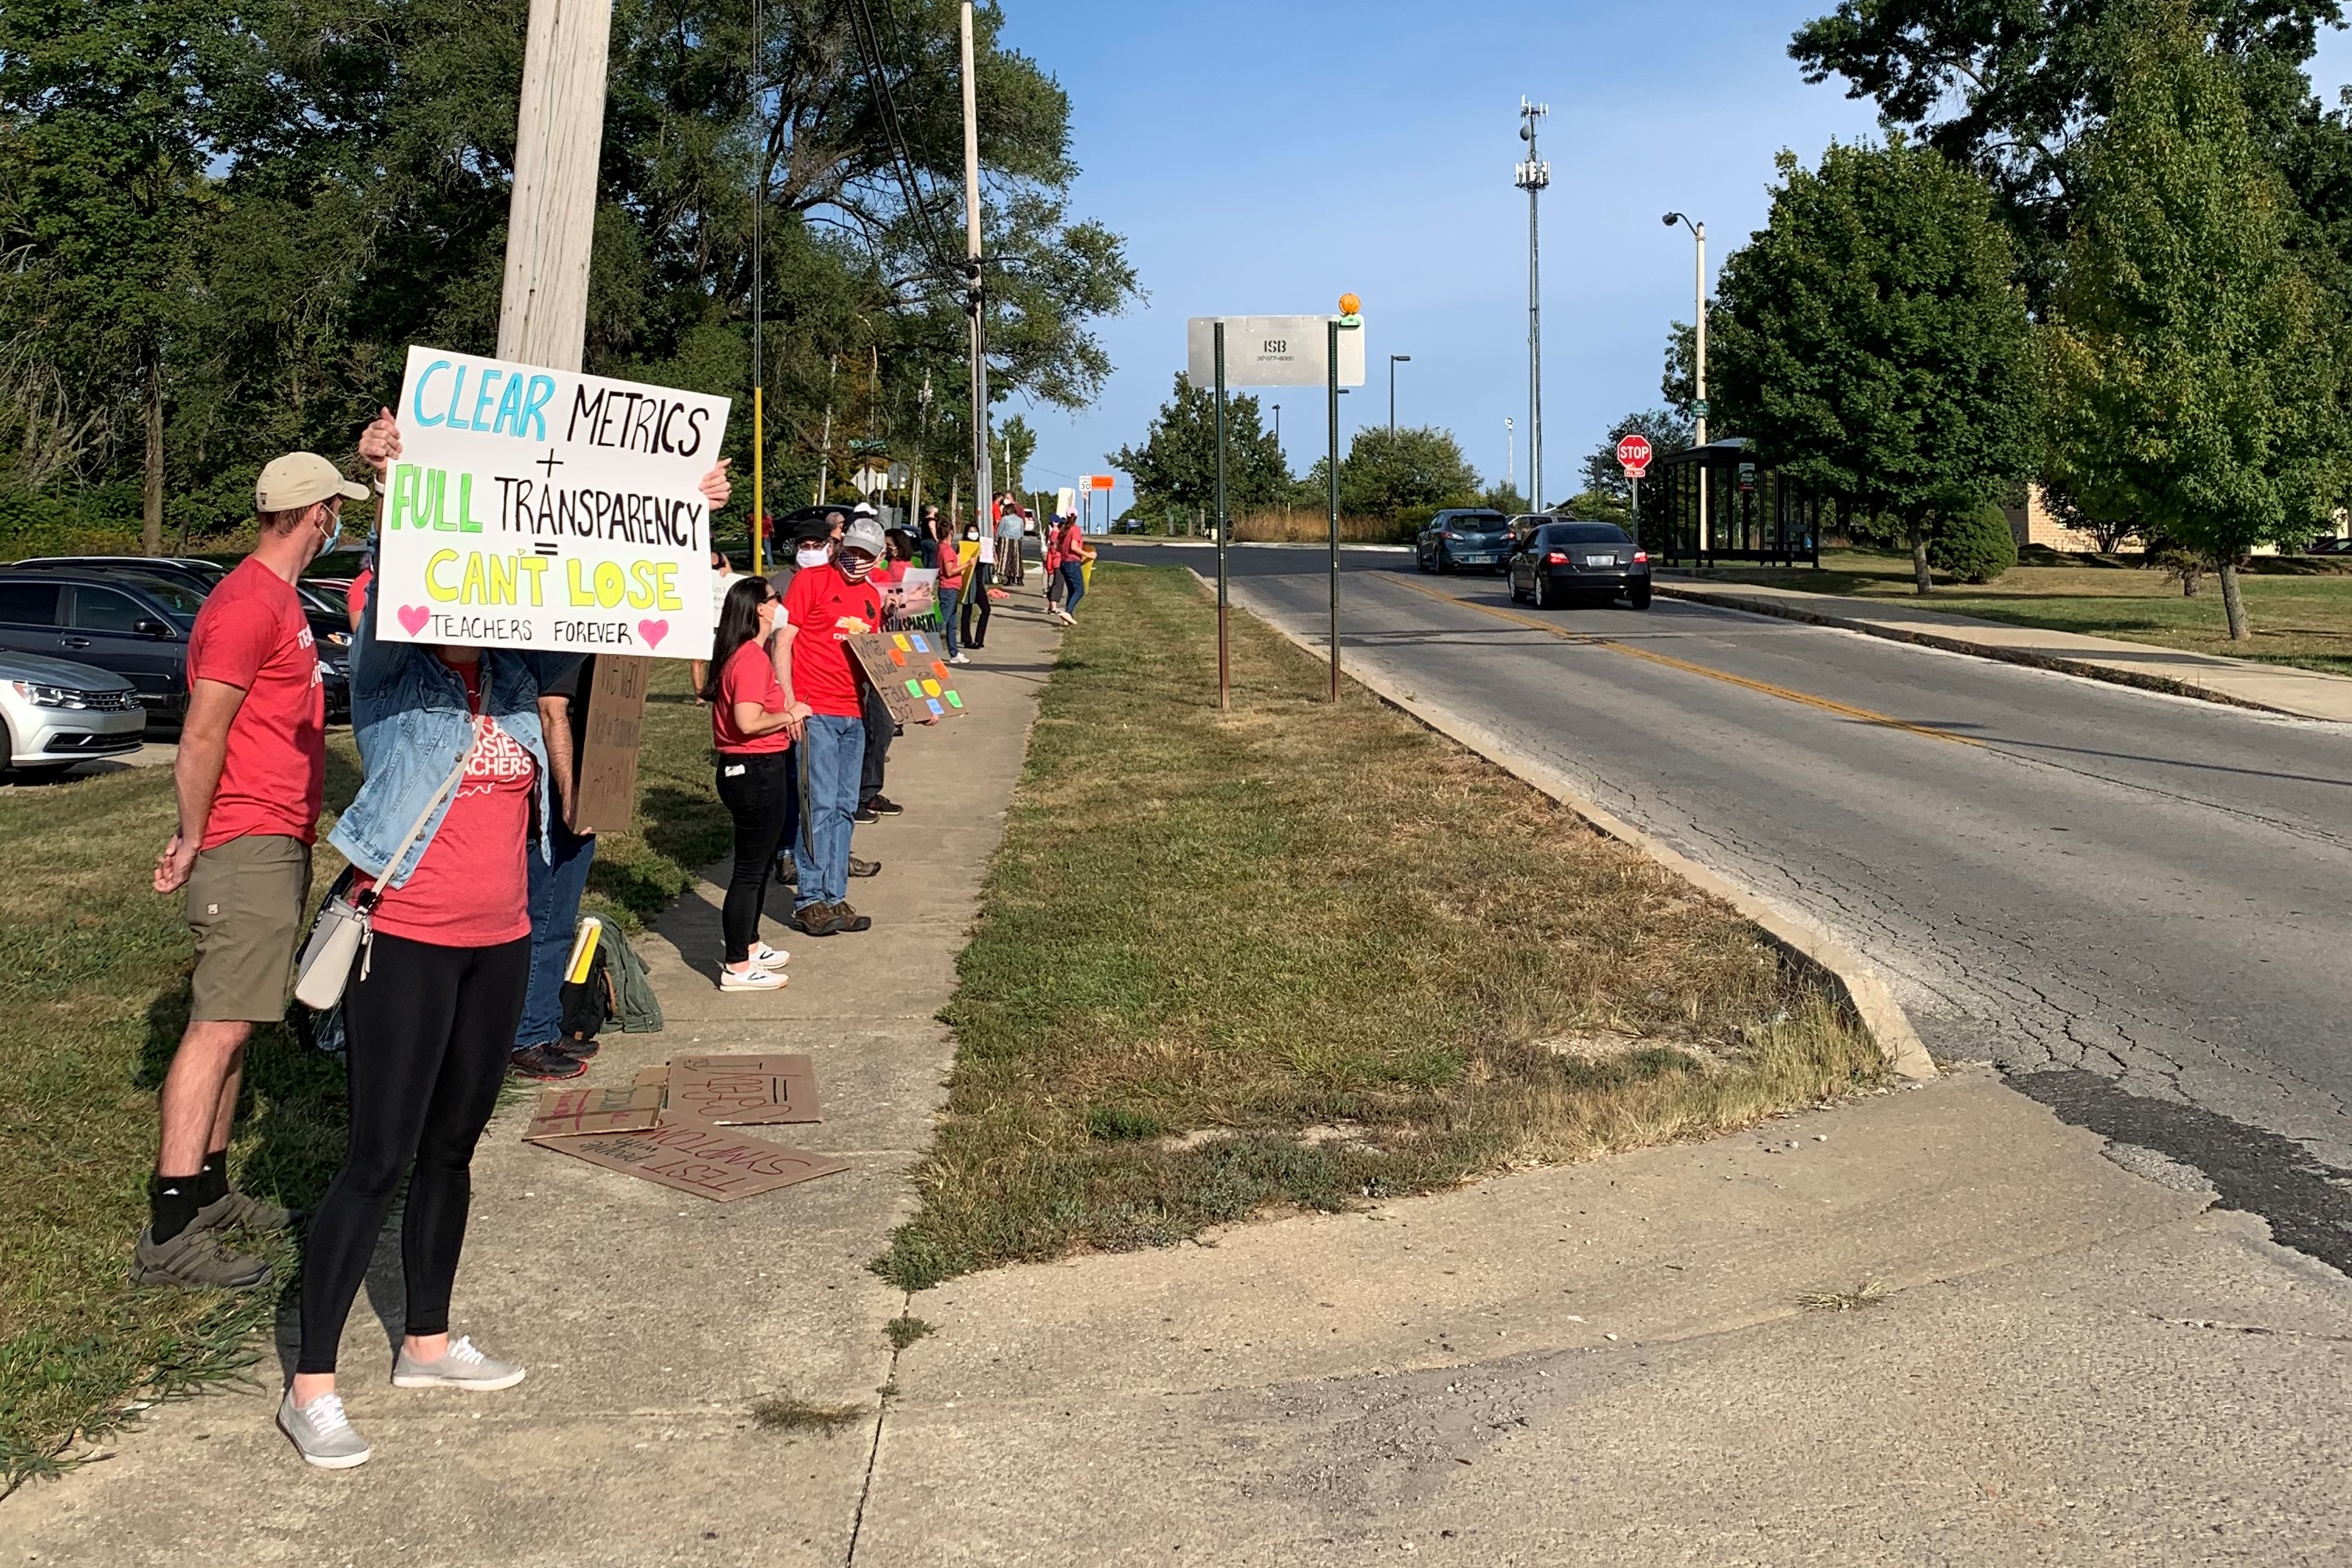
[0,649,148,775]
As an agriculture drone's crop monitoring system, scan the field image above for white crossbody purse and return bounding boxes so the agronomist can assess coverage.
[292,729,480,1011]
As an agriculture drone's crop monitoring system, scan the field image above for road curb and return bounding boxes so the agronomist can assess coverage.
[1650,580,2307,719]
[1192,568,1938,1083]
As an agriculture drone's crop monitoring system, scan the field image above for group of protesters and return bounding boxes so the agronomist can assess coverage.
[135,408,1088,1469]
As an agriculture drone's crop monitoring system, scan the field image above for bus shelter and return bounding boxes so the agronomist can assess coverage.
[1640,439,1822,569]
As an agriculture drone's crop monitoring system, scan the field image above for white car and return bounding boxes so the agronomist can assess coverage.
[1,650,147,776]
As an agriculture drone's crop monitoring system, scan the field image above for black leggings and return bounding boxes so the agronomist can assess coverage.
[298,930,530,1374]
[961,562,993,648]
[716,750,792,961]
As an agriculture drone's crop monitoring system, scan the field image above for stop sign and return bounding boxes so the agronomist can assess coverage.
[1616,434,1653,478]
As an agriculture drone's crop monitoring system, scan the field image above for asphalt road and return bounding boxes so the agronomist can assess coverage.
[1108,542,2352,1275]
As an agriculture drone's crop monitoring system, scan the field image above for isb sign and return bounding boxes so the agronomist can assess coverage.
[1186,316,1367,388]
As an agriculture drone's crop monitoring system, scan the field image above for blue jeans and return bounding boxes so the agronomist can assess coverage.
[792,714,863,910]
[515,818,596,1048]
[1059,558,1087,618]
[936,586,961,655]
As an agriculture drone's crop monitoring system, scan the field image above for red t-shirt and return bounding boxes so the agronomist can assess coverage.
[345,566,373,625]
[355,660,534,947]
[187,556,327,850]
[782,565,882,719]
[712,639,791,754]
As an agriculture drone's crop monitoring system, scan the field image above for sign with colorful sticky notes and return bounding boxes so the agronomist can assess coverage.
[847,631,968,724]
[378,345,730,656]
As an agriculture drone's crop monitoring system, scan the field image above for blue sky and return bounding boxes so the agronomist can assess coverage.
[995,2,2352,516]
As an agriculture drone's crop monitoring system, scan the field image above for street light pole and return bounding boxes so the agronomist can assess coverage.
[960,2,992,530]
[1516,100,1549,509]
[1388,354,1410,432]
[1664,211,1708,558]
[1505,415,1514,497]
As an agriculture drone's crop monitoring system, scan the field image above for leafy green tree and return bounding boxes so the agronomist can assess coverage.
[1325,425,1480,518]
[2046,1,2347,639]
[1790,0,2347,299]
[1108,373,1289,521]
[1481,481,1528,513]
[1711,136,2040,593]
[1582,408,1693,506]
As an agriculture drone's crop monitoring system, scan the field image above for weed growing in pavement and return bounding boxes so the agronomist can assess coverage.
[884,1314,935,1350]
[875,565,1886,1293]
[0,663,728,1489]
[1798,1279,1892,1312]
[750,1396,868,1435]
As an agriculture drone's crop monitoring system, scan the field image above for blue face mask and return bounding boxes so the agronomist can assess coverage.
[318,510,343,555]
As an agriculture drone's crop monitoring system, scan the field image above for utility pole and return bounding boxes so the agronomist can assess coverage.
[1664,212,1708,557]
[961,2,993,529]
[1388,354,1411,432]
[1515,99,1549,510]
[748,0,765,569]
[909,369,932,521]
[812,354,836,506]
[1505,415,1514,498]
[1214,321,1229,711]
[499,0,612,373]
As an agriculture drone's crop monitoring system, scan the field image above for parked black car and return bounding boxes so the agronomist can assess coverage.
[3,556,353,718]
[1414,509,1511,573]
[1507,520,1652,610]
[0,569,350,725]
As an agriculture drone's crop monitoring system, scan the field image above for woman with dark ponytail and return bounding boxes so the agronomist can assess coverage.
[702,575,805,991]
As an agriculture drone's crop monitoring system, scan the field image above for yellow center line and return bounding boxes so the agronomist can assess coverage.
[1383,572,1982,749]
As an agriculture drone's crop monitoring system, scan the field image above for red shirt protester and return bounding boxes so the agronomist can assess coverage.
[186,555,327,849]
[354,660,534,946]
[712,639,793,754]
[782,564,882,719]
[345,565,373,625]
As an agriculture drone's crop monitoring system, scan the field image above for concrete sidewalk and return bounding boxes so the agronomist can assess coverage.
[0,593,1065,1567]
[1655,576,2352,722]
[858,1070,2352,1566]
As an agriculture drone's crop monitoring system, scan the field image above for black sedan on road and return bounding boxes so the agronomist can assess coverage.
[1507,519,1652,610]
[1414,509,1512,573]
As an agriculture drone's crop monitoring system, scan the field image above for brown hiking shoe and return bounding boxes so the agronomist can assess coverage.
[194,1188,292,1234]
[793,902,844,936]
[131,1225,271,1290]
[831,901,873,933]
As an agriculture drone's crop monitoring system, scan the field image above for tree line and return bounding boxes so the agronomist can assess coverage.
[1577,0,2352,639]
[0,0,1136,553]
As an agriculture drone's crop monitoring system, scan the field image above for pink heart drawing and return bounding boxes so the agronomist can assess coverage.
[397,604,430,636]
[638,618,669,649]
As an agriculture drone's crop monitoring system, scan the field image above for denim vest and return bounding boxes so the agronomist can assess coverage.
[327,573,580,887]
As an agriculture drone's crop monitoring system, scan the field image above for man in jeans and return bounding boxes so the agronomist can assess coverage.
[508,654,598,1080]
[782,517,887,936]
[142,450,366,1289]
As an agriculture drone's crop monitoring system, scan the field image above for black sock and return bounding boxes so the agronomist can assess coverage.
[150,1171,201,1243]
[197,1150,229,1206]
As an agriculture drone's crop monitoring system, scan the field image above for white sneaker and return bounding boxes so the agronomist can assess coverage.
[749,942,790,970]
[719,963,786,992]
[278,1390,372,1468]
[949,653,971,666]
[390,1333,527,1391]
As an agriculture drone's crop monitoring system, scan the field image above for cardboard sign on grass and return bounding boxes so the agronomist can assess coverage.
[545,1121,848,1202]
[667,1054,822,1127]
[849,630,966,726]
[376,345,730,656]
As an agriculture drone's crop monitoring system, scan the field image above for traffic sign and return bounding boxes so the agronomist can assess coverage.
[1615,434,1653,478]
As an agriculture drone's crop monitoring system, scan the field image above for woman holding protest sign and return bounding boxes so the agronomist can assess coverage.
[277,411,730,1471]
[704,574,804,992]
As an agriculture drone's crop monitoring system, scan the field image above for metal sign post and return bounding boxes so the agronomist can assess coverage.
[1617,432,1651,545]
[1214,321,1230,712]
[1327,316,1341,703]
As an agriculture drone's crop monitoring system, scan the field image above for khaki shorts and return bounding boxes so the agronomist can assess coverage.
[186,835,312,1023]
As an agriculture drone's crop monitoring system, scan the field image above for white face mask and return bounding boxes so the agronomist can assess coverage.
[796,545,829,569]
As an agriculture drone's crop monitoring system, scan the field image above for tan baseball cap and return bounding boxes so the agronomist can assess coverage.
[256,451,369,513]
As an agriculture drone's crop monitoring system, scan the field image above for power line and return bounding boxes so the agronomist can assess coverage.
[841,0,961,287]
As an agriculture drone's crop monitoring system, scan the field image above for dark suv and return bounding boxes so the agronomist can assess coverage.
[0,572,206,719]
[1414,509,1511,573]
[1508,520,1652,610]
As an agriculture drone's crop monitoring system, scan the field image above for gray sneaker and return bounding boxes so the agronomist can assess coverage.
[194,1188,292,1234]
[130,1225,271,1290]
[278,1390,372,1469]
[391,1334,526,1391]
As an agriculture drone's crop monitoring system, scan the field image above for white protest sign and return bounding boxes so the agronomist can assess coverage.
[377,345,731,657]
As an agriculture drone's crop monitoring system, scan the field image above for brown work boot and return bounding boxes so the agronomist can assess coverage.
[194,1188,292,1234]
[131,1225,271,1290]
[831,901,873,933]
[793,902,844,936]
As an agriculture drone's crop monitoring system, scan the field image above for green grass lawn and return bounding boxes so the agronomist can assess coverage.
[877,563,1885,1293]
[0,662,726,1491]
[1698,548,2352,676]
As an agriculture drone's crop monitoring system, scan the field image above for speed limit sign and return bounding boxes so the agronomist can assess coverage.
[1616,433,1653,478]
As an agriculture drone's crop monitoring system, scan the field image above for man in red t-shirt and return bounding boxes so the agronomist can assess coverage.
[138,450,364,1291]
[781,517,889,935]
